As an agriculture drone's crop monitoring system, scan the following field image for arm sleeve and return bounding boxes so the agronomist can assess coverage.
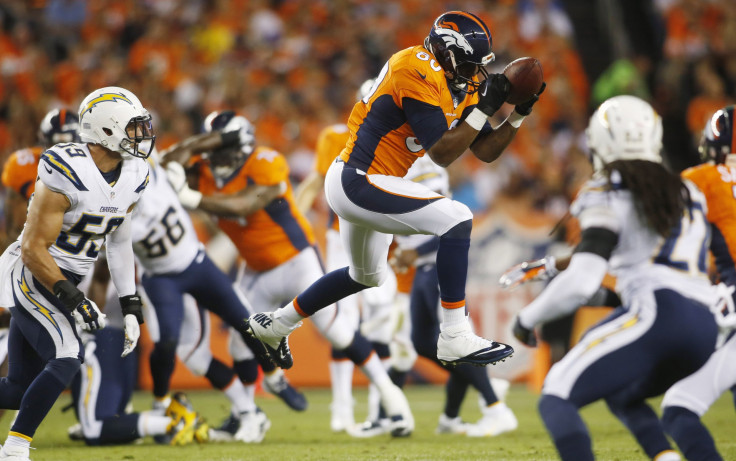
[105,213,136,297]
[518,251,609,327]
[402,97,449,151]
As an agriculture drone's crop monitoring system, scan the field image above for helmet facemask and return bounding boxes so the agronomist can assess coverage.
[120,114,156,159]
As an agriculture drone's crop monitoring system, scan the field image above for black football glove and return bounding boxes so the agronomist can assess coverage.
[515,82,546,116]
[477,74,510,117]
[54,280,107,331]
[512,316,537,347]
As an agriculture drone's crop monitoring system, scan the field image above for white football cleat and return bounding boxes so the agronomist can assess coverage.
[436,414,468,434]
[346,419,391,438]
[234,409,271,443]
[0,444,30,461]
[379,382,414,437]
[245,312,301,369]
[437,321,514,366]
[465,402,518,437]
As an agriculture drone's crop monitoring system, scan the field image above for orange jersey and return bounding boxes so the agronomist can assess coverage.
[197,146,315,272]
[340,45,482,177]
[315,123,350,232]
[315,123,349,177]
[683,163,736,282]
[1,147,43,200]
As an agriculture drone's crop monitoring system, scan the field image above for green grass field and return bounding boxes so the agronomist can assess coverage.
[5,385,734,461]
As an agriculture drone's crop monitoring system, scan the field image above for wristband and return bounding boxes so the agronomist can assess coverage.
[507,111,526,129]
[120,294,145,324]
[465,108,489,131]
[53,279,84,312]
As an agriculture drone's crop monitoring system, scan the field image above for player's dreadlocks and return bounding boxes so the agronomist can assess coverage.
[603,159,691,237]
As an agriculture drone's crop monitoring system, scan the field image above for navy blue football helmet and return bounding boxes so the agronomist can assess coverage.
[202,110,256,180]
[38,108,80,146]
[699,106,735,164]
[424,11,495,94]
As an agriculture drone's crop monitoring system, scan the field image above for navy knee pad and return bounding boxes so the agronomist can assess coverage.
[233,359,259,384]
[441,219,472,239]
[45,357,82,387]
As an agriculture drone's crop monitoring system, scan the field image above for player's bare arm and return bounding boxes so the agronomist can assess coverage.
[293,171,325,214]
[159,131,237,167]
[3,188,28,246]
[198,182,285,218]
[19,182,70,290]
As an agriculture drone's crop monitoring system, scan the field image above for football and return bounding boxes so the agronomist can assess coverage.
[503,57,544,105]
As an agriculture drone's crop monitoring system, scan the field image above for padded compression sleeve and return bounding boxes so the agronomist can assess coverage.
[105,213,136,297]
[518,252,608,327]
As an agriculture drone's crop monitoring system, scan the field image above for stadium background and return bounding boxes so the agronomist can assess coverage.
[0,0,733,392]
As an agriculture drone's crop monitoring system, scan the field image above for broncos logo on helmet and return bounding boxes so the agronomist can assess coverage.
[435,28,474,56]
[699,106,735,164]
[425,11,495,94]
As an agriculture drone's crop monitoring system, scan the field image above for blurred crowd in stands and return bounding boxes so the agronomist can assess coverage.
[0,0,734,232]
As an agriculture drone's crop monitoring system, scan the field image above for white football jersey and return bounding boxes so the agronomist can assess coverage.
[29,142,149,277]
[572,172,715,307]
[131,154,200,275]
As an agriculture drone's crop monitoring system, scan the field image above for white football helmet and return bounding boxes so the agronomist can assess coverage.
[585,95,663,173]
[78,86,155,159]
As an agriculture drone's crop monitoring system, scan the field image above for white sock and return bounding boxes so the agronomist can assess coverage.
[483,401,509,417]
[240,383,257,413]
[136,411,172,437]
[274,302,304,329]
[360,354,392,421]
[4,433,30,450]
[441,308,467,329]
[329,360,354,405]
[152,394,171,415]
[224,378,255,414]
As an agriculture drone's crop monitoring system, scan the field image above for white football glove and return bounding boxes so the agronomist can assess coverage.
[711,282,736,348]
[71,299,107,331]
[499,256,559,290]
[122,313,140,358]
[166,162,202,209]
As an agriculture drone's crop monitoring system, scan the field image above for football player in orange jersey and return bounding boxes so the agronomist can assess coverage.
[2,109,80,247]
[244,11,544,370]
[164,111,414,436]
[661,106,736,461]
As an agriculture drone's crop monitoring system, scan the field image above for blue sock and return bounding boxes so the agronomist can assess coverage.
[444,373,469,418]
[662,406,723,461]
[437,220,471,305]
[454,364,497,405]
[12,358,80,438]
[606,399,673,459]
[538,394,594,461]
[205,358,235,390]
[149,340,176,398]
[295,267,368,316]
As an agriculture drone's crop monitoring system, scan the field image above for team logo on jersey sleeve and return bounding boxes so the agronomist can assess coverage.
[42,151,88,191]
